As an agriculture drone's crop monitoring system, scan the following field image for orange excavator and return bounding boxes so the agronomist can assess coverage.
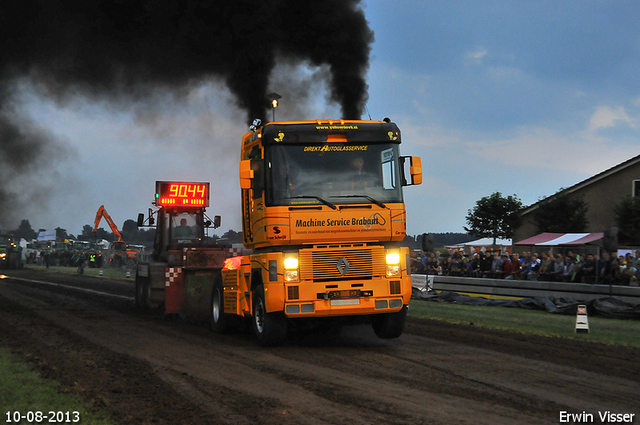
[93,205,127,266]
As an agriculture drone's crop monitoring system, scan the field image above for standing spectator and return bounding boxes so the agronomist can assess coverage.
[628,266,638,287]
[563,256,576,282]
[567,250,580,264]
[43,250,51,269]
[449,255,462,276]
[480,250,493,278]
[471,253,482,277]
[529,253,541,280]
[615,255,628,284]
[500,254,512,279]
[420,250,429,271]
[599,252,612,283]
[411,258,424,274]
[441,256,451,276]
[458,256,470,276]
[538,252,551,280]
[427,257,442,275]
[633,250,640,269]
[551,254,565,282]
[77,251,87,275]
[625,253,635,270]
[491,252,504,278]
[580,254,597,283]
[520,253,532,280]
[506,253,521,280]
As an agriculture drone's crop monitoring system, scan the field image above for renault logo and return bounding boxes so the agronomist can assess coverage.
[336,257,350,275]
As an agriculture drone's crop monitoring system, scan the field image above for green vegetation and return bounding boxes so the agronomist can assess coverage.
[0,348,114,425]
[408,298,640,348]
[24,264,133,280]
[464,191,523,245]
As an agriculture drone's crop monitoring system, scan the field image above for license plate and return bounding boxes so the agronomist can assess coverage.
[330,290,361,299]
[318,289,373,300]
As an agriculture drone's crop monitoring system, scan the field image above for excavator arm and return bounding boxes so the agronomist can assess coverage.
[93,205,124,243]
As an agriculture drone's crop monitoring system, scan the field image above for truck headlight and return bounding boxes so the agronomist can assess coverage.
[386,251,401,277]
[284,255,299,282]
[284,256,298,270]
[386,252,400,265]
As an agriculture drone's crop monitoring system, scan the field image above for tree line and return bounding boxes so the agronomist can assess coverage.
[6,219,245,247]
[464,191,640,243]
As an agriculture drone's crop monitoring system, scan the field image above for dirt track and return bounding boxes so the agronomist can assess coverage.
[1,269,638,425]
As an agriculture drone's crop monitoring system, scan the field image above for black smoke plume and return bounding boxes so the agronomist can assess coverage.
[1,0,373,122]
[0,0,374,228]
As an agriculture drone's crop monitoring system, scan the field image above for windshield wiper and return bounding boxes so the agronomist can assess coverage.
[284,196,337,210]
[331,195,386,208]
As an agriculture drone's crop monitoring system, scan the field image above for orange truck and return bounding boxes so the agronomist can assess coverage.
[135,120,422,346]
[213,119,422,345]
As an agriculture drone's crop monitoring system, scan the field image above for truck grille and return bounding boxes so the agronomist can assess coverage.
[299,246,386,282]
[389,280,401,295]
[287,285,300,300]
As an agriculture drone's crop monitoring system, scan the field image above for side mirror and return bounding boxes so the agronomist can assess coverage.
[401,156,423,186]
[239,159,254,190]
[410,156,422,185]
[214,215,221,229]
[137,213,144,227]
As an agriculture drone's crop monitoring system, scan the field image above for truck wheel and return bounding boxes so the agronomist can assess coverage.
[252,284,287,346]
[371,305,407,339]
[135,274,156,310]
[144,280,158,310]
[210,273,228,333]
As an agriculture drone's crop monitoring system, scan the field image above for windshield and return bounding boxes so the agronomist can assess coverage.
[170,212,200,242]
[266,143,403,207]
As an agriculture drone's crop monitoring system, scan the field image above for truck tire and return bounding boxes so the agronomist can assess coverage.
[135,274,156,310]
[210,273,228,333]
[252,284,287,346]
[371,305,407,339]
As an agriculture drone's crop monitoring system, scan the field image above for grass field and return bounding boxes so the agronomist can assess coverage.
[408,298,640,348]
[0,348,114,425]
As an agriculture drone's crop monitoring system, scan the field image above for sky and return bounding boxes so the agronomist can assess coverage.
[4,0,640,239]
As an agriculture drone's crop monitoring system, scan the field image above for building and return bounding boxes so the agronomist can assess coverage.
[514,154,640,242]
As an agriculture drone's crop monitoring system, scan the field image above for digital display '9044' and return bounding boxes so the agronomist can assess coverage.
[155,181,210,208]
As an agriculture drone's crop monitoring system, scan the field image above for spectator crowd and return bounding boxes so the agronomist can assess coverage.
[412,248,640,286]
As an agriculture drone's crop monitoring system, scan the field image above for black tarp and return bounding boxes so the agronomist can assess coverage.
[412,289,640,320]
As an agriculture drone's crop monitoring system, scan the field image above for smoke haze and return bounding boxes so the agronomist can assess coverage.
[0,0,374,229]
